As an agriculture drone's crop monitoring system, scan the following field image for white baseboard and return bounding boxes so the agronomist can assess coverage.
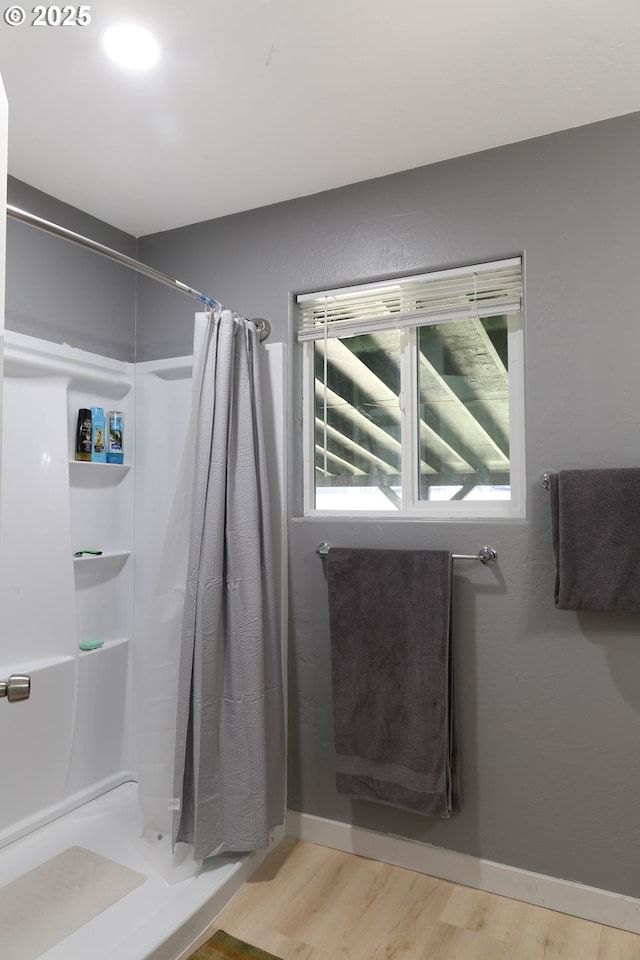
[286,811,640,935]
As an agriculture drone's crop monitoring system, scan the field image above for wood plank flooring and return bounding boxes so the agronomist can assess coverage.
[190,839,640,960]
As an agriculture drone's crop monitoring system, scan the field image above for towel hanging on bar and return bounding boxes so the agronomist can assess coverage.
[326,547,459,817]
[549,468,640,612]
[316,542,497,564]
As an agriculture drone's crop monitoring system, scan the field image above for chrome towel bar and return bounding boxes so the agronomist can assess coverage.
[316,542,498,565]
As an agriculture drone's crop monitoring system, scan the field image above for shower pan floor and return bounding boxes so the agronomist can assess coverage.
[0,782,267,960]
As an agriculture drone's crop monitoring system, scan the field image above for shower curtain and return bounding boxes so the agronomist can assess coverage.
[171,309,285,860]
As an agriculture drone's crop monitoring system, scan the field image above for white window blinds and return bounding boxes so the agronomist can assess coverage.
[297,256,523,342]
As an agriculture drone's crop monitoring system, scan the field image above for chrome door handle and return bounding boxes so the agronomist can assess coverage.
[0,675,31,703]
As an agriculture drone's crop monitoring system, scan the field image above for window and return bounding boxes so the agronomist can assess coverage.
[297,257,525,518]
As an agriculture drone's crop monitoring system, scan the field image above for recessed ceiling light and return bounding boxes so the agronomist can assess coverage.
[101,23,162,72]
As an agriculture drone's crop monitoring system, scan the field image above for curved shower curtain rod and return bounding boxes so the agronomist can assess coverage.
[6,204,272,342]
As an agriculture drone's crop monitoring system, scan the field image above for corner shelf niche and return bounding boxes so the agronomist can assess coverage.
[69,460,131,488]
[68,405,133,655]
[69,460,130,471]
[65,360,135,799]
[73,551,131,565]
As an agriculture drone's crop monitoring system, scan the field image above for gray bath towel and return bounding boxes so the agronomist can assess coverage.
[327,547,458,817]
[550,468,640,612]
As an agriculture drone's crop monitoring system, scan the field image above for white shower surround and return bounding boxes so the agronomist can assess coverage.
[0,329,287,958]
[0,333,136,847]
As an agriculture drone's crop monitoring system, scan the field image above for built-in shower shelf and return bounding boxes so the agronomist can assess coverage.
[79,636,129,655]
[72,551,130,565]
[69,460,130,475]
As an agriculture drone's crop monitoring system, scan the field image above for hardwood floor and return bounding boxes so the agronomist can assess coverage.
[195,838,640,959]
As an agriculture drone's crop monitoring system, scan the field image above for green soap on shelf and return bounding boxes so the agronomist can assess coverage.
[79,639,104,651]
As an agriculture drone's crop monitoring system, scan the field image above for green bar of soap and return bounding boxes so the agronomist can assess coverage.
[79,639,104,651]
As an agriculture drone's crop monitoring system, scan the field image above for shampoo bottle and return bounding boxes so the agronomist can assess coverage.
[107,411,124,464]
[91,406,107,463]
[75,408,92,461]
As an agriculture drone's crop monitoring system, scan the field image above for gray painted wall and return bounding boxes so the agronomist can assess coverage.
[137,111,640,899]
[4,113,638,895]
[6,177,136,360]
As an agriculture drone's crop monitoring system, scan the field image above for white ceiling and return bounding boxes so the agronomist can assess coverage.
[0,0,639,238]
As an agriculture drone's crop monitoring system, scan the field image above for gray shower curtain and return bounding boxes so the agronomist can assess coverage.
[172,308,285,860]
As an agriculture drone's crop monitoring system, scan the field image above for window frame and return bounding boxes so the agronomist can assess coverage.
[300,261,526,520]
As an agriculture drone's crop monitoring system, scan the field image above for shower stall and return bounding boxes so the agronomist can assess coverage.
[0,328,287,960]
